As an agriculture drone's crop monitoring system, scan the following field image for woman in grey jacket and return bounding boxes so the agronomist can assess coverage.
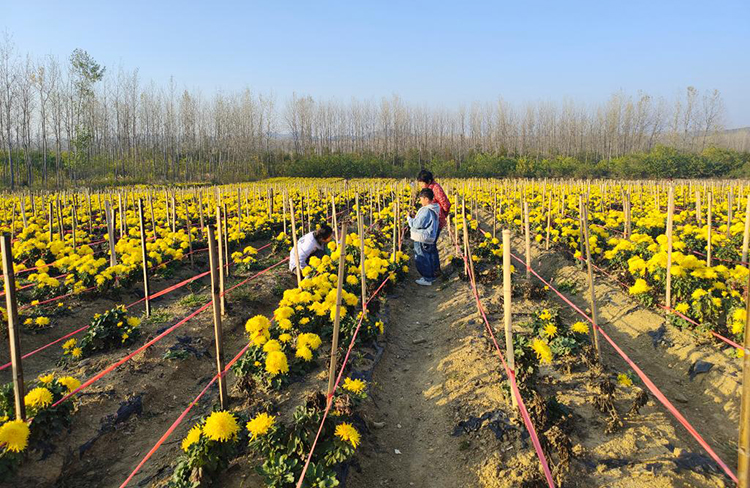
[407,188,441,286]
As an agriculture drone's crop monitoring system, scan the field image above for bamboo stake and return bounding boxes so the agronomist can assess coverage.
[462,200,476,283]
[289,198,302,286]
[396,194,402,252]
[7,203,14,240]
[71,203,77,250]
[707,192,713,267]
[56,196,63,240]
[453,192,460,249]
[368,193,374,229]
[446,212,454,255]
[502,229,516,408]
[171,193,177,234]
[138,199,151,317]
[87,191,93,236]
[728,190,734,239]
[148,192,156,236]
[20,195,27,229]
[625,190,632,239]
[237,188,243,234]
[391,195,397,262]
[306,189,312,232]
[696,189,702,225]
[282,194,288,236]
[96,193,102,226]
[523,201,531,280]
[738,265,750,487]
[223,202,230,278]
[105,201,117,266]
[327,221,348,399]
[216,206,226,316]
[118,193,125,238]
[492,192,498,239]
[47,202,53,242]
[207,226,228,409]
[184,198,194,268]
[665,186,675,309]
[2,235,25,420]
[579,198,602,359]
[357,194,367,312]
[742,193,750,264]
[197,191,205,234]
[331,194,338,242]
[545,194,552,250]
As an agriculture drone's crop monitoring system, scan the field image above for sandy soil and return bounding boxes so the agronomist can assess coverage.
[518,229,741,474]
[0,246,290,488]
[348,223,734,488]
[2,213,742,488]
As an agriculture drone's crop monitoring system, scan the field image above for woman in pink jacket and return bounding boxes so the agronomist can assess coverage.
[416,170,451,238]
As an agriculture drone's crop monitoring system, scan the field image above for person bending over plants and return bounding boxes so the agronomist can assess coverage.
[289,224,333,275]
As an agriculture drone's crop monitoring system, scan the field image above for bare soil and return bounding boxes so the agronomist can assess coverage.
[2,220,742,488]
[348,226,734,487]
[0,246,291,488]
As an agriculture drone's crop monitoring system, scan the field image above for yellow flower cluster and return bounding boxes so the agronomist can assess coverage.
[246,413,276,439]
[0,419,30,453]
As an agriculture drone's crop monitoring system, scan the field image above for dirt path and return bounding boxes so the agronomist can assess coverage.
[520,234,741,470]
[474,208,741,474]
[351,219,734,488]
[350,236,513,487]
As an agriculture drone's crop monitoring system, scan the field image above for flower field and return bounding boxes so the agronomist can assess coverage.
[0,178,749,487]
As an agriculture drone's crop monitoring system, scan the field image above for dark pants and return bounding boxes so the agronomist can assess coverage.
[414,228,441,282]
[434,226,443,273]
[291,249,326,276]
[310,249,326,261]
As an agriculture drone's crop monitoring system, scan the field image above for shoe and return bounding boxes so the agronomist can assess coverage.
[415,278,433,286]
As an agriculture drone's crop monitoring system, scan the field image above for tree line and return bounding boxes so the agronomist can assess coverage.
[1,33,749,188]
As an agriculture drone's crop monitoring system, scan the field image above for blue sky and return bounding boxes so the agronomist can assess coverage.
[5,0,750,126]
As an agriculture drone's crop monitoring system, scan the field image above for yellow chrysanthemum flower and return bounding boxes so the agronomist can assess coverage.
[58,376,81,393]
[265,351,289,376]
[202,411,239,442]
[295,346,313,362]
[24,387,53,409]
[245,315,271,334]
[571,321,589,334]
[38,373,54,384]
[531,339,553,365]
[273,306,295,321]
[629,279,651,295]
[263,340,282,353]
[246,413,275,439]
[35,316,50,327]
[542,324,557,338]
[181,424,202,451]
[334,422,360,448]
[691,288,708,300]
[0,419,30,452]
[295,333,319,352]
[343,377,366,394]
